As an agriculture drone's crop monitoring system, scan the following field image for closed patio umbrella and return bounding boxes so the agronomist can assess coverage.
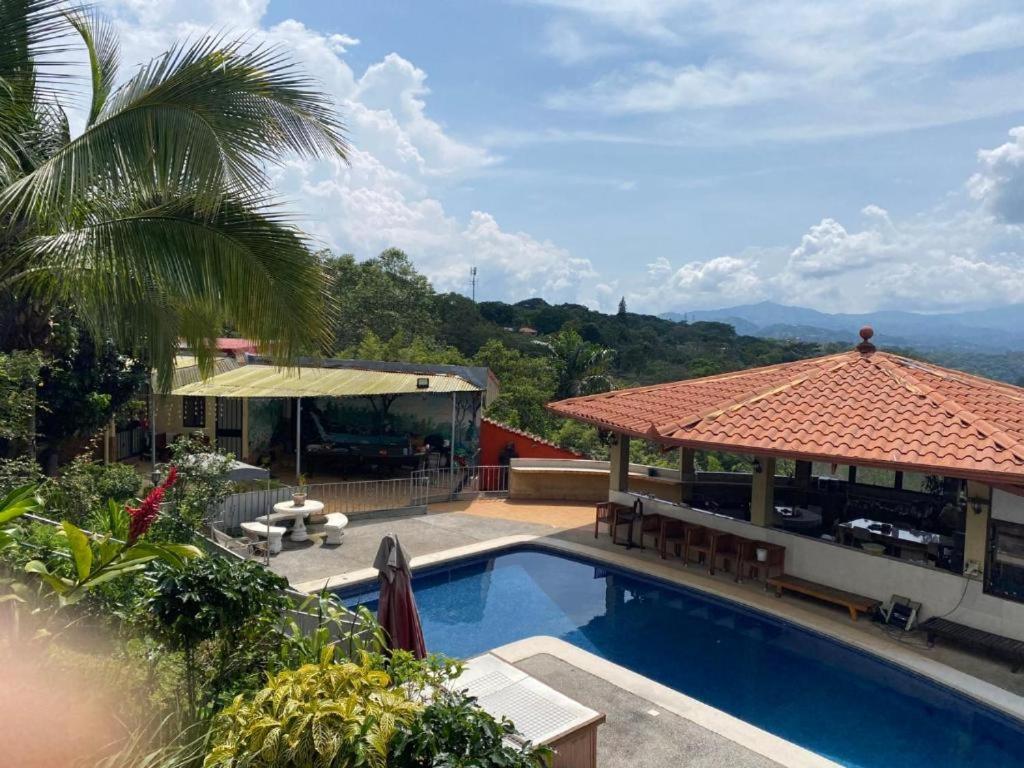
[373,534,427,659]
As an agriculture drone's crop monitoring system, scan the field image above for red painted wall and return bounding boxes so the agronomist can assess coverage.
[479,418,582,465]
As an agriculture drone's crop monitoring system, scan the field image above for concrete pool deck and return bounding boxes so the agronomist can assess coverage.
[268,499,1024,732]
[510,644,788,768]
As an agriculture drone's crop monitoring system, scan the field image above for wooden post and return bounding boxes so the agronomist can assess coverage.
[609,433,630,494]
[964,480,991,577]
[680,447,696,503]
[750,457,776,526]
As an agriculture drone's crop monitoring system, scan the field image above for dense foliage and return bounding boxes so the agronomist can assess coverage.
[323,247,831,463]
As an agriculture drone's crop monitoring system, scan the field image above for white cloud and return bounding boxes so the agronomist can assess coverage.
[548,62,782,113]
[533,1,1024,139]
[91,0,589,306]
[328,33,360,54]
[969,126,1024,224]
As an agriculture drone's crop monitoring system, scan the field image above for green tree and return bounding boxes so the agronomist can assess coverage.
[617,296,627,316]
[546,329,614,400]
[0,3,348,385]
[326,248,438,350]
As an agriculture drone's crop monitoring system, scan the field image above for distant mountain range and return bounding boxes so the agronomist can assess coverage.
[661,301,1024,353]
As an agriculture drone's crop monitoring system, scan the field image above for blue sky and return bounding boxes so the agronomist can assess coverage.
[96,0,1024,314]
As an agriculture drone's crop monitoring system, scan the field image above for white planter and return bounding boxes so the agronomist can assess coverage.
[756,547,768,562]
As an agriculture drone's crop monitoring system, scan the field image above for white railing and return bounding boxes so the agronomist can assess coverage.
[217,477,422,531]
[410,464,510,505]
[217,464,512,530]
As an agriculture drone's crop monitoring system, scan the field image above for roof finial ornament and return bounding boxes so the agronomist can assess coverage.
[856,325,876,354]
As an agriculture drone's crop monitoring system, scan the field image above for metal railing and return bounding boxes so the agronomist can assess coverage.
[216,465,512,530]
[410,464,510,505]
[216,477,423,531]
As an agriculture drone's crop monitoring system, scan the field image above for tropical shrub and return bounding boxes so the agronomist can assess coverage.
[146,555,290,714]
[0,455,43,496]
[152,438,236,542]
[390,688,550,768]
[204,649,420,768]
[277,591,385,669]
[42,456,143,524]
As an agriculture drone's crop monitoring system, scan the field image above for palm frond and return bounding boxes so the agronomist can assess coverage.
[1,35,349,224]
[16,194,337,387]
[64,6,119,125]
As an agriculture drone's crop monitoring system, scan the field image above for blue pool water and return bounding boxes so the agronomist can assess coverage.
[340,546,1024,768]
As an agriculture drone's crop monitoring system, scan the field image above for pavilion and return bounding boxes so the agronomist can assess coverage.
[548,328,1024,639]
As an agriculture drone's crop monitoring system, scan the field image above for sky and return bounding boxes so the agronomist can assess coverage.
[86,0,1024,315]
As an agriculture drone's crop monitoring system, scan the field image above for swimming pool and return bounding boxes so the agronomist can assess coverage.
[339,546,1024,768]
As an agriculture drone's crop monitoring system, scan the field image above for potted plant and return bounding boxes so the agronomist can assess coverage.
[292,474,308,507]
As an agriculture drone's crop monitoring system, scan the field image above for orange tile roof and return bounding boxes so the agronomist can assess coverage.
[548,333,1024,483]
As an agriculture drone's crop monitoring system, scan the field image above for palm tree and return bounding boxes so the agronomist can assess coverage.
[547,329,614,400]
[0,1,348,385]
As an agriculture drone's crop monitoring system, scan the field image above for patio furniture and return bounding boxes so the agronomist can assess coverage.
[685,526,734,575]
[736,540,786,584]
[638,512,665,550]
[324,512,349,545]
[659,518,693,559]
[767,574,880,621]
[921,617,1024,673]
[594,501,632,538]
[241,521,287,554]
[611,499,643,549]
[271,499,324,542]
[210,526,267,559]
[712,533,750,577]
[771,505,823,532]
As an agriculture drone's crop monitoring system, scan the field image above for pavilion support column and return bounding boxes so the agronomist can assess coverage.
[609,433,630,496]
[750,457,776,527]
[794,460,812,505]
[680,447,696,504]
[963,480,991,577]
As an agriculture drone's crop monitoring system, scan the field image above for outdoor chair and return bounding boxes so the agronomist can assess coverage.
[659,519,691,559]
[638,512,665,550]
[683,525,716,570]
[611,499,644,548]
[737,540,786,584]
[712,534,748,577]
[210,526,267,559]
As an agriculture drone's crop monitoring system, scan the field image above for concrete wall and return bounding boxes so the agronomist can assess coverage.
[508,459,683,503]
[613,490,1024,642]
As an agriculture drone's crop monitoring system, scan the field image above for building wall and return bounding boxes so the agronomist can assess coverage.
[479,419,582,465]
[508,460,683,503]
[155,394,216,448]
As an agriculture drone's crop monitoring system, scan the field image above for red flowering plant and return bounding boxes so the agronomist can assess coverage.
[128,466,178,543]
[23,467,202,606]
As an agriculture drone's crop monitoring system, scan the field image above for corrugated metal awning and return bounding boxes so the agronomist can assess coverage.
[169,364,483,398]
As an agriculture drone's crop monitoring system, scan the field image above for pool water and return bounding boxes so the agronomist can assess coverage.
[340,547,1024,768]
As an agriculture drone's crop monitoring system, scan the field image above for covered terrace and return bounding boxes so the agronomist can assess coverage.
[548,328,1024,641]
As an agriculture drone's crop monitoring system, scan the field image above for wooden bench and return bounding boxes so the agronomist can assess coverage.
[921,617,1024,673]
[767,574,879,622]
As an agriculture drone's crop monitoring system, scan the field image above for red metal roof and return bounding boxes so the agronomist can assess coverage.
[548,334,1024,483]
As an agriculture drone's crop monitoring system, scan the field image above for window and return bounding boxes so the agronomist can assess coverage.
[182,396,206,428]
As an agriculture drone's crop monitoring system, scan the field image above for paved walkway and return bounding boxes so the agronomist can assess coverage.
[517,653,780,768]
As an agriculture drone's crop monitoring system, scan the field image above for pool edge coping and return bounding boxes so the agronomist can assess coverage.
[491,635,839,768]
[293,533,1024,723]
